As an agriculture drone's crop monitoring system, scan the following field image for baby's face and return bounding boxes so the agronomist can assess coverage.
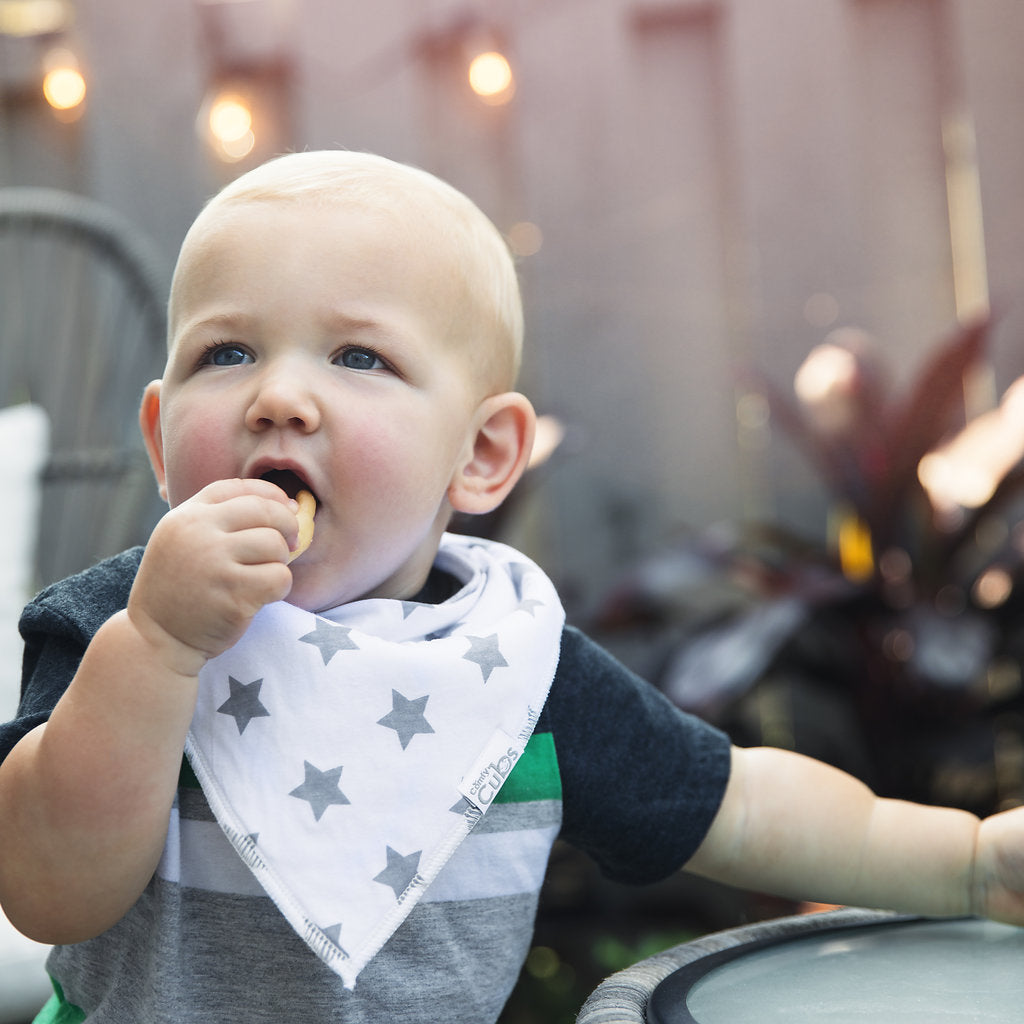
[156,200,488,610]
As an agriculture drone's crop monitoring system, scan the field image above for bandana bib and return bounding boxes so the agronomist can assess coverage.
[183,534,565,988]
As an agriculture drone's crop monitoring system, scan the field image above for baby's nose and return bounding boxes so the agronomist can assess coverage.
[246,367,321,432]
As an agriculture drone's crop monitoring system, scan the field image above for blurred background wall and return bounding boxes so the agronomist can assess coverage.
[3,0,1024,618]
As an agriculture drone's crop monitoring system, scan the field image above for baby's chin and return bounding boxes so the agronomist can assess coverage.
[283,578,354,615]
[283,567,412,613]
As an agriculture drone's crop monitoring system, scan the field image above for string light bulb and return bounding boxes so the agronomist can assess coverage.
[468,50,514,105]
[41,48,86,120]
[199,87,256,162]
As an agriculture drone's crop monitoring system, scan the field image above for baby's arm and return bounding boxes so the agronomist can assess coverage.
[686,745,1024,923]
[0,479,300,944]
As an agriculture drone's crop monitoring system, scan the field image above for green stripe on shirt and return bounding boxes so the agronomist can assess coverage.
[32,979,86,1024]
[493,731,560,804]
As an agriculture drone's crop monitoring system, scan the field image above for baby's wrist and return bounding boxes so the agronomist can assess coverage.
[119,606,210,680]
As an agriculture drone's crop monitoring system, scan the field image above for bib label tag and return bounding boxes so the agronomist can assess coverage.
[459,730,520,808]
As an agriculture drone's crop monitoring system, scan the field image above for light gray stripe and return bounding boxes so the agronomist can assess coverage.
[422,824,558,903]
[157,812,264,896]
[474,798,561,835]
[157,812,557,903]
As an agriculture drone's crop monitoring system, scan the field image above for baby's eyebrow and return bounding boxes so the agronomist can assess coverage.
[319,310,419,350]
[320,309,396,334]
[174,310,257,340]
[320,313,380,335]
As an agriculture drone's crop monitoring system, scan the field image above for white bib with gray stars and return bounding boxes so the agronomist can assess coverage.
[183,533,564,989]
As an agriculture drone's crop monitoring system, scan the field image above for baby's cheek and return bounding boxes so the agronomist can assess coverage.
[337,424,403,482]
[329,423,443,526]
[162,414,237,506]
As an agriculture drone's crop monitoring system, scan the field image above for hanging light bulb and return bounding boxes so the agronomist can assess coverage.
[199,86,256,162]
[41,47,86,120]
[467,50,514,105]
[0,0,71,37]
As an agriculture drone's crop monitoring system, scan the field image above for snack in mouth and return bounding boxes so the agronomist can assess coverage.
[288,489,316,563]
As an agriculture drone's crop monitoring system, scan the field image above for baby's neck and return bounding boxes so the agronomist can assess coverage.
[407,567,462,606]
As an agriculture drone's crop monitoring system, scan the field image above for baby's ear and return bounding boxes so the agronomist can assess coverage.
[138,380,169,503]
[449,392,537,516]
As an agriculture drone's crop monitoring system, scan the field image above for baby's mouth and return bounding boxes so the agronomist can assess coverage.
[259,469,318,504]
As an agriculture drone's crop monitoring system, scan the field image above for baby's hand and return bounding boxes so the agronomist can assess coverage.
[127,479,300,675]
[972,805,1024,925]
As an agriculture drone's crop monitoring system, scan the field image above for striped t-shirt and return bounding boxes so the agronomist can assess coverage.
[7,549,730,1023]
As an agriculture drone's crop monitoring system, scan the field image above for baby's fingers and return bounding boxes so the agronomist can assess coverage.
[212,495,301,562]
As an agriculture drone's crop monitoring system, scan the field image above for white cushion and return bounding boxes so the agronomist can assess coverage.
[0,404,52,1019]
[0,403,48,721]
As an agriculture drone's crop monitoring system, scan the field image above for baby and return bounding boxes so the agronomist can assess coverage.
[1,150,1023,1024]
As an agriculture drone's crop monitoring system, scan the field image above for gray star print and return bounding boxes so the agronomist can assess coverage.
[217,676,271,734]
[373,846,422,899]
[377,690,435,749]
[289,761,351,821]
[462,634,508,683]
[299,620,360,665]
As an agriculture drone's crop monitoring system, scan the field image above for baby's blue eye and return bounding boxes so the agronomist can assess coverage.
[337,347,385,371]
[204,344,252,367]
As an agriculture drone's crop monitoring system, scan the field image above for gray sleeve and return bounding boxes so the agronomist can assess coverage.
[0,548,143,762]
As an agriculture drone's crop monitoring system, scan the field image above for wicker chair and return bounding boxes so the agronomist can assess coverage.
[0,186,169,590]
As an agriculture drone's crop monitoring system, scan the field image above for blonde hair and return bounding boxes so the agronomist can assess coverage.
[170,150,523,388]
